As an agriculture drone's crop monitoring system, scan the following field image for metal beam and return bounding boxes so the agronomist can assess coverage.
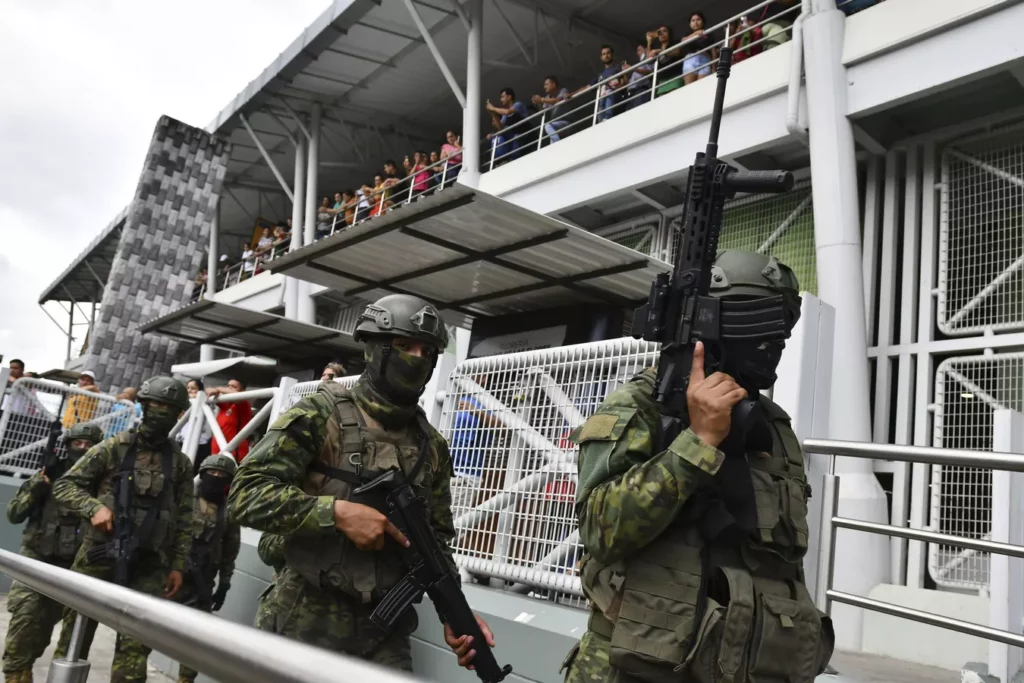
[82,259,106,291]
[322,120,367,162]
[491,0,533,66]
[239,114,295,202]
[322,47,398,69]
[266,110,299,148]
[447,0,471,30]
[401,0,467,107]
[274,96,312,141]
[223,187,258,223]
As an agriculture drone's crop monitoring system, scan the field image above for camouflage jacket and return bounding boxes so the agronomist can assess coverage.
[6,473,51,525]
[227,387,457,569]
[256,531,286,573]
[188,494,241,587]
[7,472,85,560]
[52,432,195,573]
[573,367,727,565]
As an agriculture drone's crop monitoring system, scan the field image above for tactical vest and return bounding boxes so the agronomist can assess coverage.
[84,431,177,555]
[579,372,834,683]
[284,384,438,604]
[190,496,227,574]
[25,493,83,561]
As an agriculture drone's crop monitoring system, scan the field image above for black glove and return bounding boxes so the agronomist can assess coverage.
[211,581,230,611]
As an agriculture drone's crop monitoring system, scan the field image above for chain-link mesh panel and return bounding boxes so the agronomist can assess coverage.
[282,375,361,410]
[0,378,136,475]
[441,337,660,608]
[664,181,816,295]
[929,352,1024,589]
[938,123,1024,335]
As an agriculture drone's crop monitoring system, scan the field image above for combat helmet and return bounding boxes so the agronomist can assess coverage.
[137,376,190,412]
[198,454,237,478]
[353,294,449,352]
[67,422,104,445]
[709,250,802,333]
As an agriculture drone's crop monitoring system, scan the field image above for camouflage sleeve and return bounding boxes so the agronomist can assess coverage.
[256,532,286,572]
[169,453,195,574]
[219,523,241,586]
[52,441,115,519]
[6,473,49,524]
[227,395,335,537]
[574,383,725,566]
[429,434,458,574]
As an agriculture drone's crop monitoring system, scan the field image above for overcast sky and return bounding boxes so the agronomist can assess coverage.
[0,0,331,375]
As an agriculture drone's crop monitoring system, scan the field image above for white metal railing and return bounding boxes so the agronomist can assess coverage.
[0,549,418,683]
[810,438,1024,650]
[217,242,291,291]
[175,386,281,464]
[282,375,361,411]
[0,378,135,475]
[439,337,659,606]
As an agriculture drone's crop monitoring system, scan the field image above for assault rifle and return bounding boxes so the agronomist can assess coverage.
[356,469,513,683]
[631,44,795,451]
[85,467,135,586]
[40,395,68,479]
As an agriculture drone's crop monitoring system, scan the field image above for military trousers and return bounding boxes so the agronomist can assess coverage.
[54,546,170,683]
[1,546,73,675]
[254,566,416,672]
[172,580,211,683]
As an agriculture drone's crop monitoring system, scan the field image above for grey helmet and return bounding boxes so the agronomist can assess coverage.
[198,454,237,478]
[137,376,190,411]
[353,294,449,352]
[66,422,104,446]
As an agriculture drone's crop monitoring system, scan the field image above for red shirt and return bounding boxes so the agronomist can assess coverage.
[212,400,253,461]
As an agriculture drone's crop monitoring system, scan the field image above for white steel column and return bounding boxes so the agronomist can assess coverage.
[201,204,219,363]
[988,409,1024,683]
[461,0,483,188]
[298,103,321,325]
[286,135,307,320]
[803,0,889,649]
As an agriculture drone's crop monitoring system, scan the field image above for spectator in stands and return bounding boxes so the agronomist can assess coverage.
[759,0,799,50]
[106,387,142,438]
[207,378,253,462]
[240,245,256,280]
[316,198,333,240]
[272,224,290,250]
[486,87,529,165]
[730,14,764,64]
[646,26,683,96]
[341,190,357,226]
[428,151,442,190]
[573,45,623,121]
[441,130,462,185]
[532,76,570,144]
[371,175,390,216]
[682,12,718,85]
[382,160,402,200]
[320,363,346,382]
[254,227,275,265]
[1,358,25,417]
[356,184,373,222]
[218,255,230,288]
[412,151,431,197]
[180,379,212,475]
[61,371,101,428]
[624,42,654,110]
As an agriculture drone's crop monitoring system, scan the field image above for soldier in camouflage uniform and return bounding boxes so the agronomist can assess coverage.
[175,454,240,683]
[562,251,834,683]
[229,294,494,673]
[52,376,195,683]
[253,532,285,631]
[2,423,103,683]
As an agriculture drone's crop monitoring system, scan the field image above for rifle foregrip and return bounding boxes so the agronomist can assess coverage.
[429,575,513,683]
[726,170,794,194]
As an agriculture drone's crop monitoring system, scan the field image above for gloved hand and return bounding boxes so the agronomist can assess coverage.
[211,581,230,611]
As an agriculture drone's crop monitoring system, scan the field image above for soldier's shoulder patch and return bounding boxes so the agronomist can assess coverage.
[573,407,638,444]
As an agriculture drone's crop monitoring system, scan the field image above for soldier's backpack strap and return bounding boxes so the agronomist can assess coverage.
[308,390,365,485]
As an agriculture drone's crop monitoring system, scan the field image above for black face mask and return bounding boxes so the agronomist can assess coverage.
[363,341,437,406]
[722,339,786,391]
[198,473,229,504]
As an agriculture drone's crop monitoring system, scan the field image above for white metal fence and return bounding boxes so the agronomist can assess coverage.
[938,122,1024,336]
[0,378,135,475]
[929,352,1024,589]
[439,337,659,607]
[281,376,361,412]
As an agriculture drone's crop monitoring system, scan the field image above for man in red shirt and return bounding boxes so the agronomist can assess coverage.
[206,378,253,462]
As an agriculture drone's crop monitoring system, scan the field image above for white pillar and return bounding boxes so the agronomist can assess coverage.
[461,0,483,188]
[298,103,321,325]
[286,135,307,320]
[989,410,1024,683]
[803,0,889,649]
[200,204,219,363]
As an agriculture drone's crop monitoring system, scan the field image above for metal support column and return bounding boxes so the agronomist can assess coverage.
[402,0,467,108]
[462,0,483,187]
[201,203,219,362]
[65,305,74,364]
[239,114,294,202]
[989,409,1024,683]
[803,0,888,650]
[298,103,321,325]
[286,133,307,320]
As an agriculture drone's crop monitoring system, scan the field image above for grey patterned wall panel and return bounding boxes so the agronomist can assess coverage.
[81,116,230,393]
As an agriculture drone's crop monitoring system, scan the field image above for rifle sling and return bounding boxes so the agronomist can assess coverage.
[116,432,175,563]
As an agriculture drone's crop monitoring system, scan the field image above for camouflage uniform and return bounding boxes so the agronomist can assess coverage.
[230,294,455,673]
[563,252,833,683]
[51,424,194,682]
[253,532,285,631]
[2,422,101,682]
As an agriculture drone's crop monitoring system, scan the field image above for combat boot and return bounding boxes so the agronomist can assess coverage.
[20,672,33,683]
[4,672,30,683]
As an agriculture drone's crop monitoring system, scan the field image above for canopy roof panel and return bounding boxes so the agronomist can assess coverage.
[139,300,361,364]
[264,184,669,324]
[39,206,127,305]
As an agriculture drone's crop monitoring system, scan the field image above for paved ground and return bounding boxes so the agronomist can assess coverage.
[828,649,960,683]
[0,595,174,682]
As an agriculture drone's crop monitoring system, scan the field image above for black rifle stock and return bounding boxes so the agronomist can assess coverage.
[40,395,67,477]
[85,468,135,586]
[631,45,794,450]
[356,470,513,683]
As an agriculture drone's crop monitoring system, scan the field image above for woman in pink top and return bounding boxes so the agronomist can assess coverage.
[441,130,463,186]
[412,150,431,196]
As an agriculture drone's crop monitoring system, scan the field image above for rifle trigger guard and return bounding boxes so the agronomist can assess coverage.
[348,452,362,474]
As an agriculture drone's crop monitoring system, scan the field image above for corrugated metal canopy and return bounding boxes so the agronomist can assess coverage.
[38,206,127,305]
[138,300,362,363]
[265,184,670,324]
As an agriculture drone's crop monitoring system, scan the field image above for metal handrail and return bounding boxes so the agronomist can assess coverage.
[803,437,1024,472]
[0,549,419,683]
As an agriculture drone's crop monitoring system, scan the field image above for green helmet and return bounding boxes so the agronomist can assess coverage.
[137,375,190,412]
[353,294,449,352]
[67,422,104,445]
[198,454,237,477]
[709,250,802,329]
